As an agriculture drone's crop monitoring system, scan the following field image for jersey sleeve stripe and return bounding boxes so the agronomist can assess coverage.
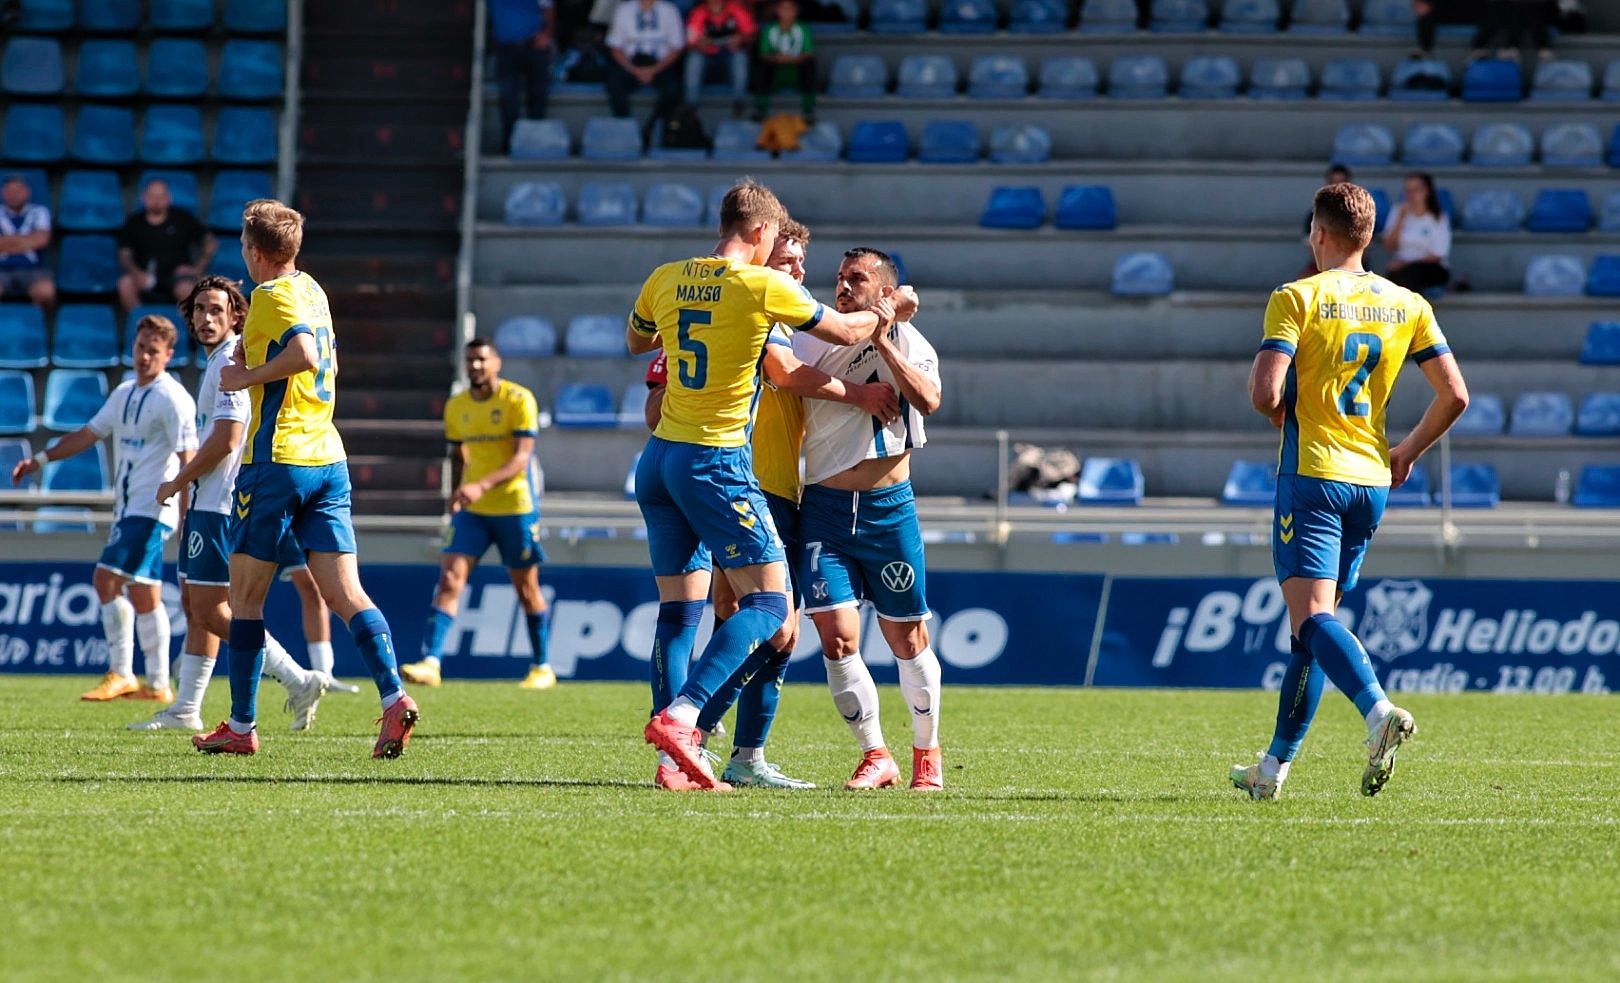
[277,323,312,345]
[1411,343,1450,363]
[511,428,537,437]
[794,303,824,331]
[1259,339,1296,356]
[629,312,657,335]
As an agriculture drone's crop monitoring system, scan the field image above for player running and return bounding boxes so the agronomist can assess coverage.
[192,199,418,757]
[1231,181,1468,800]
[400,337,555,690]
[642,220,902,789]
[793,247,944,791]
[630,181,895,790]
[129,276,330,732]
[12,316,196,704]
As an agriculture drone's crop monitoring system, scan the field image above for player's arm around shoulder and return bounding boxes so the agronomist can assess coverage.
[875,321,941,416]
[761,340,900,422]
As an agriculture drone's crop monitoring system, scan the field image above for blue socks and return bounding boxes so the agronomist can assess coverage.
[1299,611,1387,718]
[226,618,266,726]
[349,608,403,700]
[652,600,703,715]
[1267,636,1323,763]
[734,644,791,749]
[422,607,454,661]
[526,608,551,667]
[677,591,789,713]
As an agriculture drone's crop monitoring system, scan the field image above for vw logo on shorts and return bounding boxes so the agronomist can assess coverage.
[880,562,916,593]
[107,525,122,546]
[187,531,204,559]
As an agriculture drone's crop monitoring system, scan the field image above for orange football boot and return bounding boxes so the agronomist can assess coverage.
[845,748,901,790]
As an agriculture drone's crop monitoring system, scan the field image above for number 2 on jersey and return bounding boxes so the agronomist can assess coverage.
[676,309,710,390]
[1337,332,1382,417]
[312,325,335,402]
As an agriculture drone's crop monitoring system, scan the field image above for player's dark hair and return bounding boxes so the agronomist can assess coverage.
[134,314,178,352]
[843,247,899,287]
[181,275,249,345]
[1405,172,1443,219]
[466,336,496,353]
[1325,163,1352,182]
[780,218,811,245]
[1312,183,1376,251]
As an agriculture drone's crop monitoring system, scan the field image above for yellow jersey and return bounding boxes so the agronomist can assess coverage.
[1262,270,1450,485]
[444,379,540,516]
[754,332,805,502]
[242,271,344,466]
[630,256,823,448]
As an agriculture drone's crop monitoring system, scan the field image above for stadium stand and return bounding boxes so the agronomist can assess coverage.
[1319,58,1381,99]
[510,119,570,160]
[576,183,638,227]
[968,56,1030,99]
[897,55,959,99]
[1573,466,1620,507]
[1249,58,1308,99]
[51,305,121,369]
[1038,56,1099,98]
[0,373,38,434]
[494,317,558,358]
[0,307,49,370]
[1580,323,1620,365]
[1447,464,1502,508]
[1452,394,1507,437]
[1463,190,1526,232]
[919,121,981,164]
[1509,393,1575,437]
[1079,458,1145,505]
[42,370,107,432]
[553,384,617,428]
[980,186,1045,229]
[1526,190,1592,233]
[1220,460,1276,506]
[1054,186,1118,230]
[1588,256,1620,297]
[1386,466,1432,508]
[1575,394,1620,437]
[1461,59,1524,102]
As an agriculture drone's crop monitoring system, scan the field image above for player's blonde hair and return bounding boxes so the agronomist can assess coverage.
[780,218,811,245]
[242,198,305,264]
[1312,183,1376,250]
[134,314,178,352]
[718,180,786,236]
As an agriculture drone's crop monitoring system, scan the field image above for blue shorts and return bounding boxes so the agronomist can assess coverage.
[98,516,172,585]
[1273,474,1389,590]
[763,491,802,606]
[231,461,357,563]
[445,510,546,568]
[182,511,307,586]
[635,436,783,576]
[799,481,929,622]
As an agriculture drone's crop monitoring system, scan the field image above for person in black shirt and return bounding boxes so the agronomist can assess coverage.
[117,179,216,314]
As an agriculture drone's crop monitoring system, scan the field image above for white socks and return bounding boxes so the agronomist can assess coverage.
[101,597,135,678]
[171,653,215,717]
[307,640,334,676]
[666,696,701,726]
[896,647,942,750]
[824,653,884,752]
[1260,754,1291,783]
[135,608,170,690]
[733,745,765,766]
[260,633,309,690]
[1366,699,1396,734]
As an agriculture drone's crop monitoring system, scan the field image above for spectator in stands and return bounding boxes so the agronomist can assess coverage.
[751,0,816,122]
[605,0,685,123]
[685,0,756,117]
[117,179,215,314]
[1298,164,1352,278]
[0,174,55,312]
[1478,0,1553,61]
[1411,1,1483,57]
[1383,172,1452,294]
[490,0,556,154]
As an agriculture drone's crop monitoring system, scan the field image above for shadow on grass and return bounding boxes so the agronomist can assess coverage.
[41,774,646,790]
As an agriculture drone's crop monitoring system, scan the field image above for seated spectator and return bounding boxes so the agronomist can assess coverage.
[605,0,685,124]
[117,178,215,313]
[0,173,55,311]
[1298,164,1353,278]
[685,0,756,116]
[1479,0,1552,61]
[1384,172,1451,293]
[1412,1,1484,57]
[491,0,555,154]
[752,0,816,122]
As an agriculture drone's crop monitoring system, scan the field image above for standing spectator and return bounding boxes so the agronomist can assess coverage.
[1478,0,1553,61]
[490,0,555,155]
[605,0,685,122]
[684,0,756,116]
[1298,164,1352,278]
[117,178,215,314]
[752,0,816,122]
[1411,1,1484,57]
[1384,172,1452,294]
[0,173,55,312]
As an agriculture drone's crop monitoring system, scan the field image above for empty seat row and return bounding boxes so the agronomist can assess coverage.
[1447,391,1620,438]
[0,368,114,433]
[0,235,244,295]
[2,38,283,100]
[13,0,286,33]
[979,185,1117,229]
[0,303,191,370]
[1222,460,1503,508]
[1333,122,1615,169]
[1525,255,1620,297]
[865,0,1397,37]
[1462,189,1620,235]
[493,315,627,358]
[3,104,277,165]
[0,437,108,513]
[17,167,270,232]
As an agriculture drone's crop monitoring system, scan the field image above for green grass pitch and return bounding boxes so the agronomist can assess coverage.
[1,676,1616,982]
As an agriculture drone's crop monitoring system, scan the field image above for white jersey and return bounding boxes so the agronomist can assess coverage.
[191,336,253,514]
[792,321,940,486]
[87,373,197,527]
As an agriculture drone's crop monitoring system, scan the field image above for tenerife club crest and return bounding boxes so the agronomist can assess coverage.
[1358,579,1432,661]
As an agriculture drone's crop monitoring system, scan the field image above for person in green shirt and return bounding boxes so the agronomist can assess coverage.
[751,0,816,120]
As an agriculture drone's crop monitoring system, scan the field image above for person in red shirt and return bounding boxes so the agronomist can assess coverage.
[684,0,756,116]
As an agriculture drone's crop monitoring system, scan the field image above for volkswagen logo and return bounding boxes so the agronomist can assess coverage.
[880,562,916,592]
[186,531,204,559]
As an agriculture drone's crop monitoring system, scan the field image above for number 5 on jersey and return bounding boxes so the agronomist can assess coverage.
[676,309,709,390]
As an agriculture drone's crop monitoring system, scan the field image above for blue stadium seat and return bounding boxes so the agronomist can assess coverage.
[0,371,37,434]
[1525,255,1585,296]
[1531,60,1593,102]
[220,41,285,100]
[1446,463,1500,508]
[1610,125,1620,167]
[711,120,768,161]
[56,235,119,294]
[1573,465,1620,507]
[1461,58,1523,102]
[846,121,909,163]
[1318,59,1380,99]
[1149,0,1207,32]
[1462,190,1525,231]
[152,0,216,30]
[211,246,252,286]
[212,107,277,164]
[1221,0,1279,33]
[1388,58,1450,101]
[1109,56,1170,98]
[1010,0,1067,33]
[74,39,138,98]
[125,304,189,366]
[17,0,74,31]
[1080,0,1138,33]
[642,183,704,226]
[493,316,557,357]
[1605,61,1620,101]
[509,118,569,160]
[1386,465,1432,508]
[1509,392,1574,436]
[1039,56,1100,99]
[1331,124,1395,166]
[138,170,199,213]
[208,170,273,231]
[0,306,48,369]
[1079,457,1144,504]
[989,123,1050,164]
[3,37,64,95]
[919,120,980,164]
[1470,122,1534,166]
[1112,252,1174,296]
[70,105,134,164]
[979,186,1045,229]
[1575,393,1620,436]
[1540,123,1603,168]
[580,117,641,161]
[79,0,139,30]
[1368,187,1391,234]
[576,183,638,226]
[869,0,928,33]
[554,383,617,428]
[0,438,32,491]
[224,0,288,33]
[897,56,958,99]
[51,303,120,368]
[1249,58,1309,99]
[1579,322,1620,365]
[1357,0,1413,35]
[140,105,206,164]
[1179,56,1240,98]
[1600,191,1620,233]
[704,184,728,227]
[3,105,65,162]
[1220,460,1276,506]
[43,445,107,496]
[1402,123,1464,166]
[146,39,210,97]
[1054,185,1118,230]
[1526,189,1591,233]
[827,55,887,98]
[782,121,842,162]
[566,315,626,357]
[42,368,107,431]
[618,383,649,428]
[57,170,123,231]
[968,56,1029,99]
[1587,256,1620,297]
[1287,0,1349,33]
[939,0,998,33]
[1451,393,1505,436]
